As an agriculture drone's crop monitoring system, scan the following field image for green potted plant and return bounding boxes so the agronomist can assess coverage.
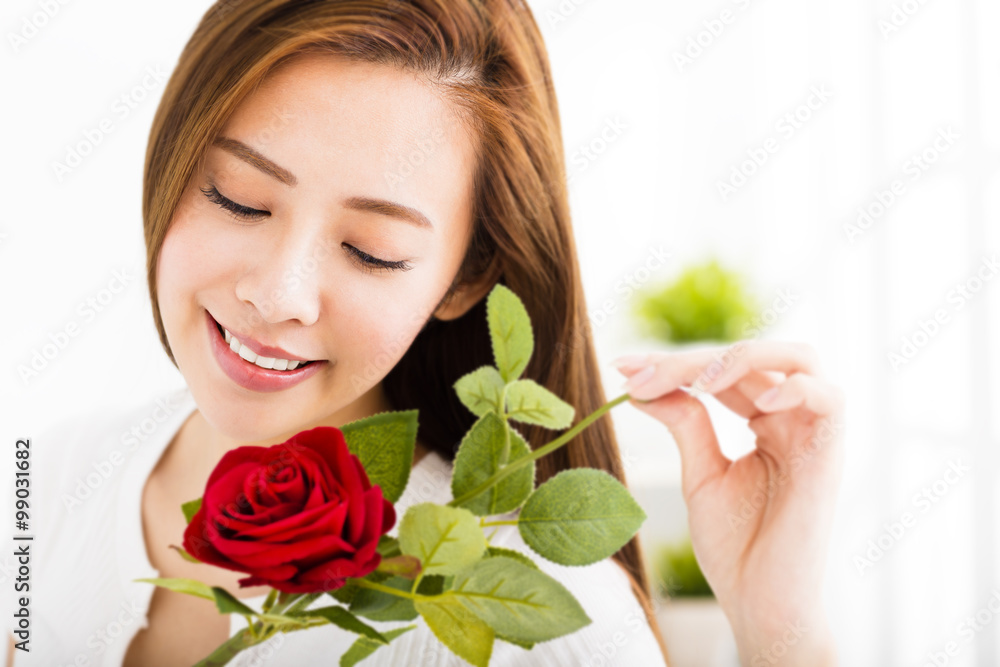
[632,258,759,345]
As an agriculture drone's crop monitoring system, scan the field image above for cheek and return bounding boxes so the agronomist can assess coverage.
[341,292,436,378]
[156,206,239,333]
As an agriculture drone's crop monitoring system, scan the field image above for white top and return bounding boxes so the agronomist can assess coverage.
[6,386,667,666]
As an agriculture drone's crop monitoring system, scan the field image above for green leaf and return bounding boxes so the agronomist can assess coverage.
[168,544,201,563]
[486,284,534,383]
[415,596,494,667]
[348,575,444,622]
[505,379,575,429]
[134,577,215,601]
[454,365,507,418]
[496,632,535,650]
[518,468,647,566]
[181,497,202,524]
[486,546,538,570]
[211,587,258,616]
[398,503,486,576]
[290,605,388,643]
[451,413,535,516]
[340,625,416,667]
[340,410,419,503]
[450,556,591,643]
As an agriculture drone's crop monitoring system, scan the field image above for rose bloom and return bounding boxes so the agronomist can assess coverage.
[183,426,395,593]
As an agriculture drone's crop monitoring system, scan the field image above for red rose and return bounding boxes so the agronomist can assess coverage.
[183,426,395,593]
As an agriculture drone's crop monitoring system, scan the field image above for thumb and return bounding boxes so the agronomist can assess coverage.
[630,389,729,501]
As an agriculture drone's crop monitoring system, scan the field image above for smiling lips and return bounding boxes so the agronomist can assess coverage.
[206,310,325,392]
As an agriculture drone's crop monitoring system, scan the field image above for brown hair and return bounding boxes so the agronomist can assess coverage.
[142,0,669,660]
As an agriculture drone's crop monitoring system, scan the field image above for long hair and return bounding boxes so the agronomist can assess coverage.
[142,0,670,660]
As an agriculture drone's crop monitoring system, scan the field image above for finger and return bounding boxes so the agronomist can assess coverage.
[710,370,779,419]
[629,389,730,502]
[615,340,819,401]
[752,372,845,418]
[699,341,822,394]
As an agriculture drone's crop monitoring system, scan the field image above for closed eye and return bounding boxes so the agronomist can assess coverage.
[200,184,412,274]
[200,185,269,222]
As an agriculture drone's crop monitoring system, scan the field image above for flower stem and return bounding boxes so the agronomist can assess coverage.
[448,392,631,508]
[194,627,257,667]
[349,577,421,601]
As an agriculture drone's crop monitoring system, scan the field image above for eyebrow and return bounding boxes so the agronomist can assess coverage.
[212,136,434,231]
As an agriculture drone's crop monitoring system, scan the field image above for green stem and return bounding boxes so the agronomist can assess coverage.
[480,518,518,527]
[261,588,278,613]
[194,628,257,667]
[349,577,422,601]
[284,592,321,615]
[448,392,631,508]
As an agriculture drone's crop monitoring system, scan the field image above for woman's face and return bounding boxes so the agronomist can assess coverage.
[156,53,483,443]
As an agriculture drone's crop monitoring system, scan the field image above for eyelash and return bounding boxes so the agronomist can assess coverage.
[199,184,413,274]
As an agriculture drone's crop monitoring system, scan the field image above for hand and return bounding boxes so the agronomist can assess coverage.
[612,340,844,666]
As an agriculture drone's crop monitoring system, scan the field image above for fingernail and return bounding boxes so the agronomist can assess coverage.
[611,353,649,369]
[622,364,656,393]
[755,387,779,408]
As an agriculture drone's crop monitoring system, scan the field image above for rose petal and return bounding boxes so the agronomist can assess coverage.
[213,533,356,569]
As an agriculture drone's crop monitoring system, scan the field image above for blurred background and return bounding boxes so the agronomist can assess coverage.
[2,0,998,665]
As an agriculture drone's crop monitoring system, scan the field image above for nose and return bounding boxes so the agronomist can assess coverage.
[234,228,328,328]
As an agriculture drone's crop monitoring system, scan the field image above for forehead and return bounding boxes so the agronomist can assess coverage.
[216,52,477,221]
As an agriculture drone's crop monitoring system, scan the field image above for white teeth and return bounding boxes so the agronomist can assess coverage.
[220,326,310,371]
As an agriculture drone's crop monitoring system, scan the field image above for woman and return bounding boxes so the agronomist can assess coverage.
[7,0,843,665]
